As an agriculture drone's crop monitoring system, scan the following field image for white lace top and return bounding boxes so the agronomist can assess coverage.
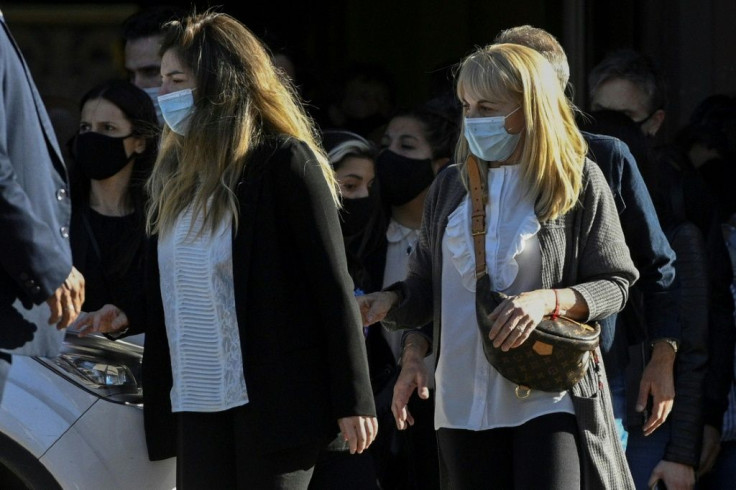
[158,206,248,413]
[435,164,573,430]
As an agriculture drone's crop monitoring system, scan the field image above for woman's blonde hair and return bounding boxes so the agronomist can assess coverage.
[146,10,337,236]
[455,43,587,221]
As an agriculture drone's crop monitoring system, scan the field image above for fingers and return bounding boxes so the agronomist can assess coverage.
[353,419,368,454]
[72,267,85,308]
[47,268,87,330]
[356,297,372,326]
[392,360,425,430]
[339,420,358,454]
[75,314,94,337]
[489,311,528,351]
[338,417,376,454]
[57,302,75,330]
[392,402,414,431]
[46,293,63,325]
[643,398,672,435]
[635,382,651,416]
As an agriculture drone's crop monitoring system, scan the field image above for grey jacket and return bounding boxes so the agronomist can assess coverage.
[385,159,639,489]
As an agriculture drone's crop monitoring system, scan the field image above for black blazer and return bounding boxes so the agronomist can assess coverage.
[139,134,376,460]
[0,16,72,350]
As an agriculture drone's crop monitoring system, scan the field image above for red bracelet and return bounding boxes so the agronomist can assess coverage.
[551,289,560,319]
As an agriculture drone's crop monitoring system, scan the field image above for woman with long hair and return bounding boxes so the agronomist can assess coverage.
[359,43,638,489]
[70,79,157,328]
[80,11,376,489]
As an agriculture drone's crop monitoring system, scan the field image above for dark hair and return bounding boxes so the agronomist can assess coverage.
[588,49,667,114]
[73,79,159,276]
[678,94,736,160]
[122,5,185,42]
[394,94,462,160]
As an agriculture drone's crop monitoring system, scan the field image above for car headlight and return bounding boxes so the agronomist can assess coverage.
[38,332,144,405]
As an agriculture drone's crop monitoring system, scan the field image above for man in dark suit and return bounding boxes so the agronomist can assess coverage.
[0,11,85,399]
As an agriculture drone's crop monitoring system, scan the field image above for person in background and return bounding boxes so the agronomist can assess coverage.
[321,130,386,295]
[581,109,709,490]
[324,63,396,141]
[122,5,184,123]
[362,43,638,489]
[79,11,376,489]
[308,130,383,490]
[379,95,460,490]
[70,80,158,337]
[589,50,736,483]
[0,10,85,399]
[588,50,666,138]
[697,220,736,488]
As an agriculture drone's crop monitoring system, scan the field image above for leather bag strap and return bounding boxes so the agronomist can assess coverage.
[467,155,487,279]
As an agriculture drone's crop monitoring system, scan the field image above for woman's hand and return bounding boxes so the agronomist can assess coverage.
[392,336,430,430]
[337,416,378,454]
[74,304,129,337]
[487,289,553,351]
[356,291,399,326]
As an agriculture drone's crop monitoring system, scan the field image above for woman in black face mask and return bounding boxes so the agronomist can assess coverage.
[373,95,461,490]
[69,79,159,330]
[323,130,385,291]
[308,130,386,490]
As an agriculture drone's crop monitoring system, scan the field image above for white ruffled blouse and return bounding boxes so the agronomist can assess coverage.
[435,164,574,430]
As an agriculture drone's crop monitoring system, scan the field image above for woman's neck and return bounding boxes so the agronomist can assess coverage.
[89,172,134,216]
[390,187,429,230]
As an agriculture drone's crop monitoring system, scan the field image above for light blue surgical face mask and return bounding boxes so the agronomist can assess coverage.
[158,88,195,136]
[463,106,521,162]
[142,86,164,126]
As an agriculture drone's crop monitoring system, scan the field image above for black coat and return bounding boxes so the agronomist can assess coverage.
[138,134,376,460]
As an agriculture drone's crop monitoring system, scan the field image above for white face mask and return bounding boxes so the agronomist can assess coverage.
[464,106,521,162]
[158,88,195,136]
[142,87,164,126]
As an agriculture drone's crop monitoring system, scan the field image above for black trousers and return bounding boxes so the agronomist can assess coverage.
[436,412,581,490]
[177,405,321,490]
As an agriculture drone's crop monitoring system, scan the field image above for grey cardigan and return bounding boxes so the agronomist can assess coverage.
[385,159,639,489]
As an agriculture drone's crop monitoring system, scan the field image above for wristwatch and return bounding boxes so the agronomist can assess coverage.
[651,337,679,354]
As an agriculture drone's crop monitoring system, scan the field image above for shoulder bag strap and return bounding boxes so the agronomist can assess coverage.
[467,155,487,279]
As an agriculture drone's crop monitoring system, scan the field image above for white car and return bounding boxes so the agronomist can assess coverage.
[0,332,175,489]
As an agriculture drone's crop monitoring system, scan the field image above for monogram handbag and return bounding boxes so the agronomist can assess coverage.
[467,156,600,395]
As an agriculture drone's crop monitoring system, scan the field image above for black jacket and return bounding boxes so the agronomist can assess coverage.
[137,134,376,460]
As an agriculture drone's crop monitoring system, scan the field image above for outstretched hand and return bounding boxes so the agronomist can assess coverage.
[74,304,129,337]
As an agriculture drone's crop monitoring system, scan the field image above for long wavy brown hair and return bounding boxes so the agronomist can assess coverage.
[146,10,337,237]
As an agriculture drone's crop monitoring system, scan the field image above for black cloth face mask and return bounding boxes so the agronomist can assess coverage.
[376,149,434,206]
[73,132,135,180]
[339,195,375,237]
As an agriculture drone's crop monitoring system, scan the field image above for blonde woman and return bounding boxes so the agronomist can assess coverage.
[358,44,638,489]
[80,10,376,489]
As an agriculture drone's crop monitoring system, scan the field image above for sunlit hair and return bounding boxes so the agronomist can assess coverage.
[146,10,337,237]
[494,25,570,90]
[326,138,376,171]
[455,43,587,221]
